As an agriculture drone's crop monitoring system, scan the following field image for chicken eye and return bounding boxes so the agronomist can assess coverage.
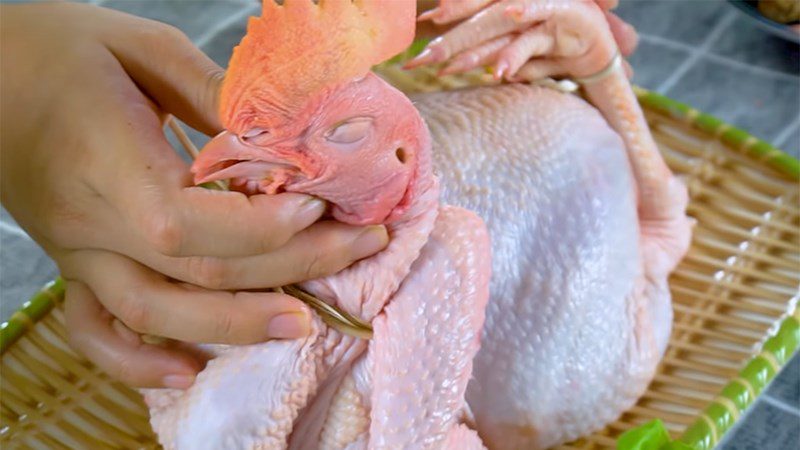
[240,127,271,146]
[325,118,372,145]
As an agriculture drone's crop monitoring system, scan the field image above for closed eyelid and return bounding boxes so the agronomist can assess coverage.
[325,117,373,144]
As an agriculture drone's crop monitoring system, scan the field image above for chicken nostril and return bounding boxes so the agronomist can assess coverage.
[395,148,408,164]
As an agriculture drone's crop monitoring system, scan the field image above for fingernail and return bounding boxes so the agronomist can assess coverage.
[299,198,326,222]
[494,62,508,80]
[353,225,389,258]
[163,374,195,389]
[417,8,439,22]
[268,311,310,339]
[404,45,444,69]
[404,48,434,69]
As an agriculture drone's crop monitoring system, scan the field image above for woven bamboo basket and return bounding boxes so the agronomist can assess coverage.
[2,56,798,449]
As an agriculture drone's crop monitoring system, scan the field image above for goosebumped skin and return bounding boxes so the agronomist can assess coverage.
[413,83,688,449]
[143,191,492,449]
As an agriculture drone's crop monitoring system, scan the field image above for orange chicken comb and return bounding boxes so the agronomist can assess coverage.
[220,0,416,132]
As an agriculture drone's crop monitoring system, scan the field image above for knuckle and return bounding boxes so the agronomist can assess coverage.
[186,256,229,290]
[260,227,290,253]
[109,354,140,386]
[303,253,326,280]
[142,210,184,256]
[212,309,239,343]
[301,245,337,280]
[138,20,187,46]
[116,290,151,333]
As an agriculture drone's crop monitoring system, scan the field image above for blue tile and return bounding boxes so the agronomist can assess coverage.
[766,351,800,407]
[775,123,800,160]
[615,0,728,46]
[0,230,58,322]
[711,12,800,76]
[666,56,800,145]
[101,0,251,41]
[1,206,18,226]
[717,399,800,450]
[629,38,692,90]
[199,12,249,67]
[166,119,211,164]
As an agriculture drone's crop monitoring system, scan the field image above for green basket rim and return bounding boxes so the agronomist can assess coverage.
[633,86,799,181]
[619,309,800,450]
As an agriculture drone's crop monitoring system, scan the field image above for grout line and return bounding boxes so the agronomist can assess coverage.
[638,33,696,52]
[657,11,738,94]
[194,4,260,49]
[0,221,32,241]
[772,118,800,150]
[762,395,800,417]
[640,34,799,83]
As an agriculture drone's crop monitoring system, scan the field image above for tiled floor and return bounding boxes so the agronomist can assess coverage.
[1,0,798,447]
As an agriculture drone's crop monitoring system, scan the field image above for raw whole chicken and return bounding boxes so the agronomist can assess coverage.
[143,0,692,448]
[144,1,491,448]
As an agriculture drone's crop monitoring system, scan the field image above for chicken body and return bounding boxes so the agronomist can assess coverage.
[413,83,686,449]
[147,80,688,449]
[145,71,494,448]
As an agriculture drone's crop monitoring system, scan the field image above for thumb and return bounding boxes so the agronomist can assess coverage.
[101,10,224,135]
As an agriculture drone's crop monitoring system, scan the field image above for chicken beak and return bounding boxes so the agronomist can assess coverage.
[191,131,273,185]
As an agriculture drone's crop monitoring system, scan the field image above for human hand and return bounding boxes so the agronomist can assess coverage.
[408,0,638,80]
[0,3,388,388]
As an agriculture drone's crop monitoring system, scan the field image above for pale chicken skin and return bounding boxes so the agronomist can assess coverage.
[403,0,691,445]
[414,84,684,448]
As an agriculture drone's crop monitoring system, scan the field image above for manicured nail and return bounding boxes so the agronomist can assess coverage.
[404,42,446,69]
[163,374,195,389]
[353,225,389,258]
[267,311,310,339]
[404,48,435,69]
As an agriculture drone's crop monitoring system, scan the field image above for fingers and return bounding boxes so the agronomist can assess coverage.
[85,61,383,261]
[98,8,224,135]
[514,59,563,82]
[406,1,528,69]
[62,250,313,344]
[129,187,335,258]
[418,0,496,24]
[97,117,338,259]
[605,11,638,57]
[64,280,200,389]
[132,221,390,290]
[495,25,554,79]
[440,35,512,75]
